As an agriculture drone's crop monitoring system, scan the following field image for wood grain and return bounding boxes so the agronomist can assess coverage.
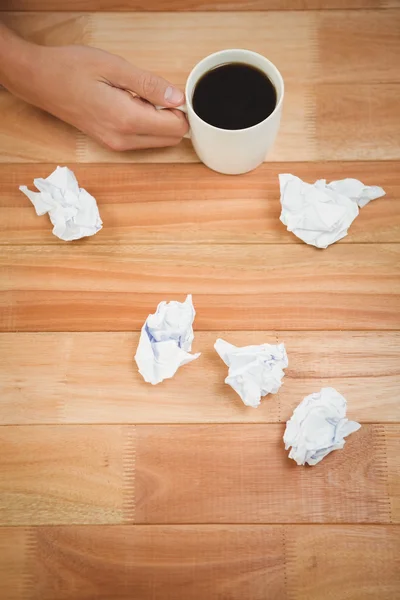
[1,332,399,425]
[1,162,399,245]
[1,525,399,600]
[134,424,393,524]
[1,244,399,331]
[1,0,394,11]
[1,5,399,598]
[25,526,287,600]
[386,425,400,522]
[0,424,396,525]
[0,425,132,525]
[317,10,400,84]
[1,11,399,162]
[286,525,400,600]
[0,94,78,164]
[315,83,400,161]
[280,332,400,423]
[0,12,91,46]
[0,528,27,600]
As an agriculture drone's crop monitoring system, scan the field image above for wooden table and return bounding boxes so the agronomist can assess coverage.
[1,2,399,599]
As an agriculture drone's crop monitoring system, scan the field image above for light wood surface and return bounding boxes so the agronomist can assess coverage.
[0,424,395,525]
[134,423,394,524]
[386,424,400,522]
[0,5,399,600]
[1,162,399,245]
[1,332,399,425]
[1,11,400,162]
[1,526,399,600]
[1,244,399,331]
[0,425,130,525]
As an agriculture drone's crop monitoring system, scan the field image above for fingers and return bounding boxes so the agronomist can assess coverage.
[121,96,189,137]
[113,60,185,107]
[94,76,188,150]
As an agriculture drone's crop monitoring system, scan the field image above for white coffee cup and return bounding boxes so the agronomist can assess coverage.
[171,49,284,175]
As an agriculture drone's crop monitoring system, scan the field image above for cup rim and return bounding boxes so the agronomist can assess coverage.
[185,48,285,134]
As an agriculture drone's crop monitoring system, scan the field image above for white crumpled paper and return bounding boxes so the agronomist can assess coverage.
[19,166,102,241]
[279,174,385,248]
[283,387,361,466]
[214,338,288,408]
[135,294,200,385]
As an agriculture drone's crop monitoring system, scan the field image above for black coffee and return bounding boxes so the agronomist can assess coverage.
[192,62,277,130]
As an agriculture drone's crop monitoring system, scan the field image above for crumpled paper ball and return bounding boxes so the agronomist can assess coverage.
[214,338,288,408]
[19,166,102,241]
[279,174,385,248]
[283,387,361,466]
[135,294,200,385]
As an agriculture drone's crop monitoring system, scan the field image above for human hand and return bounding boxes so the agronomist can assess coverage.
[2,40,189,151]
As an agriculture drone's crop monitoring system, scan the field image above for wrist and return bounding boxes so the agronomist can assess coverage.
[0,24,41,97]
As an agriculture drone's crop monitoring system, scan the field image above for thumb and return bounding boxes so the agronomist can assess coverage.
[118,62,184,107]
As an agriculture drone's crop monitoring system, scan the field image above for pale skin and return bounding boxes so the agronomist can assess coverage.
[0,22,189,151]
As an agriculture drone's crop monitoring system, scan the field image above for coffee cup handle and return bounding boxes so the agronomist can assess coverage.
[155,104,191,139]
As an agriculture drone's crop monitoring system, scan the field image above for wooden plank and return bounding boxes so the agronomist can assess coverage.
[0,244,399,332]
[1,525,399,600]
[385,425,400,523]
[1,162,399,246]
[1,11,399,162]
[0,425,134,525]
[134,424,392,524]
[0,331,281,426]
[21,525,287,600]
[286,525,400,600]
[0,0,391,11]
[89,12,316,83]
[315,83,400,161]
[0,424,395,525]
[1,332,399,425]
[0,94,78,164]
[76,82,400,163]
[88,11,400,84]
[0,12,91,46]
[0,528,27,600]
[279,331,400,423]
[317,10,400,84]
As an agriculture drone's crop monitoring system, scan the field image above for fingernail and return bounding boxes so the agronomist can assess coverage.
[164,86,184,104]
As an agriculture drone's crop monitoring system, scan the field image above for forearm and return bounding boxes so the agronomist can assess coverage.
[0,22,40,95]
